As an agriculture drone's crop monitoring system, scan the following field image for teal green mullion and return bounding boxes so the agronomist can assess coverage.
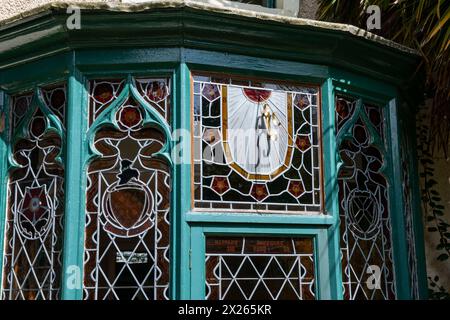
[190,226,206,299]
[172,61,192,299]
[315,228,332,299]
[321,78,343,300]
[0,91,9,286]
[386,98,411,299]
[61,55,87,300]
[404,106,428,299]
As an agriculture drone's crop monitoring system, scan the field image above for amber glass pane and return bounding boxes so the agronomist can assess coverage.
[205,236,316,300]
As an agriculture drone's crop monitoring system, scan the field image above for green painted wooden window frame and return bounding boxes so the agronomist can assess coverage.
[0,49,428,300]
[190,225,331,299]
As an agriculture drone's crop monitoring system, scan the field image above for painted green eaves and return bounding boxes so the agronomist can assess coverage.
[0,1,420,91]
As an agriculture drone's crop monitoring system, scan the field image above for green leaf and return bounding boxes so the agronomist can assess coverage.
[423,5,450,45]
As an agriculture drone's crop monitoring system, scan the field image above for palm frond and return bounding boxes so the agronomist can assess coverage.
[318,0,450,155]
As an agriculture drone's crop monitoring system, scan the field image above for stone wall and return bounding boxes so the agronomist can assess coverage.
[297,0,318,19]
[424,156,450,291]
[0,0,311,21]
[417,101,450,293]
[0,0,110,21]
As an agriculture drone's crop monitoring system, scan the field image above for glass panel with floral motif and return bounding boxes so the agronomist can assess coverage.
[83,78,171,300]
[2,84,66,300]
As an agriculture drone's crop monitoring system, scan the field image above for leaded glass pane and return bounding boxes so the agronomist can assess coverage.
[336,95,396,300]
[2,85,66,300]
[135,78,171,122]
[88,79,125,127]
[205,237,316,300]
[193,75,321,213]
[83,79,171,300]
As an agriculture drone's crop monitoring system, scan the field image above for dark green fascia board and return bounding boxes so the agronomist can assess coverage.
[0,6,421,91]
[0,52,71,92]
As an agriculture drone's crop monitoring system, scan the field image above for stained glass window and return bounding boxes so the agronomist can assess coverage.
[2,84,66,300]
[83,78,171,300]
[88,78,171,127]
[205,236,315,300]
[193,75,321,213]
[335,95,396,300]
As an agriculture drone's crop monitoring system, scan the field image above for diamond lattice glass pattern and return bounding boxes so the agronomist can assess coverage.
[2,85,66,300]
[205,237,316,300]
[193,75,321,213]
[83,78,171,300]
[336,95,396,300]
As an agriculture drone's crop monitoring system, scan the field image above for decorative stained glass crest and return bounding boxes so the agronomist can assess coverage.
[193,75,321,213]
[83,77,171,300]
[205,237,316,300]
[2,85,66,300]
[336,95,396,300]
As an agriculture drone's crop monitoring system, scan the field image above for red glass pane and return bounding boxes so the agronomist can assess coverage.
[243,88,271,103]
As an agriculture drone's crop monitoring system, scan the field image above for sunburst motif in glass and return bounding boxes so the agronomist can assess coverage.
[193,76,321,213]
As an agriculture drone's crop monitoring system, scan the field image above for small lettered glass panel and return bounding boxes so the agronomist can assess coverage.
[205,236,316,300]
[193,75,321,213]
